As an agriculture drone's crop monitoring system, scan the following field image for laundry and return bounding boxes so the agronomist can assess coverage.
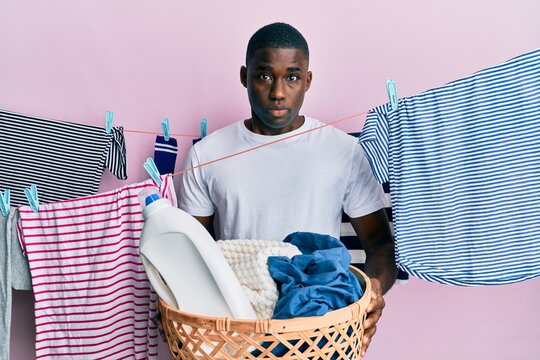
[269,232,363,319]
[17,178,176,360]
[0,109,127,206]
[359,48,540,285]
[0,208,32,360]
[153,135,178,174]
[217,239,301,319]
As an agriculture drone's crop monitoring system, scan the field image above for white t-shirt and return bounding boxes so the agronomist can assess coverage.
[179,117,385,241]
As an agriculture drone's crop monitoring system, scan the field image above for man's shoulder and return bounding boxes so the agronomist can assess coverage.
[304,116,358,146]
[192,120,242,152]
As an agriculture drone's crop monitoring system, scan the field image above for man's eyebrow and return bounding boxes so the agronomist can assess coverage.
[256,66,272,71]
[287,67,303,72]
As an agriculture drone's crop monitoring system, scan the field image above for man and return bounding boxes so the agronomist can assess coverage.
[179,22,397,357]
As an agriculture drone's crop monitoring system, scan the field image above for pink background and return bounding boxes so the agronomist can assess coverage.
[2,1,539,359]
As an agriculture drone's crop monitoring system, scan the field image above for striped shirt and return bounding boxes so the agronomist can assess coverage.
[359,48,540,285]
[17,178,177,359]
[0,109,127,206]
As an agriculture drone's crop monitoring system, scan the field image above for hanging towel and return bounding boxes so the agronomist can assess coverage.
[0,208,32,360]
[268,232,363,319]
[0,109,127,206]
[217,239,301,319]
[17,178,176,360]
[359,48,540,286]
[153,135,178,175]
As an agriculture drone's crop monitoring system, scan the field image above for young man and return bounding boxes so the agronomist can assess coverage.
[179,22,397,357]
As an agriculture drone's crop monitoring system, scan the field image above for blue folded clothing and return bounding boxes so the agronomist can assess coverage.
[269,232,363,319]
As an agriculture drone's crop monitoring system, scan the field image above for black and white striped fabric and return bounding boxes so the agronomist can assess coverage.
[0,109,127,206]
[342,133,408,284]
[359,49,540,286]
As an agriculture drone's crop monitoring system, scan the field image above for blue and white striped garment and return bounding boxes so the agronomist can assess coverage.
[359,49,540,286]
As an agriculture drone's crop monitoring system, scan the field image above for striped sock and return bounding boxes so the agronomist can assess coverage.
[153,135,178,175]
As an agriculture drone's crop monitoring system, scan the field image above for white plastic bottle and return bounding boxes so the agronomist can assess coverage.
[138,188,256,319]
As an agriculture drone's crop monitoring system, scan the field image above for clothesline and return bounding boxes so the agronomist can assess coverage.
[167,111,369,178]
[123,128,199,138]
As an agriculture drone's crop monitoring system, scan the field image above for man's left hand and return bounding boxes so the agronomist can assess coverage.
[361,277,385,357]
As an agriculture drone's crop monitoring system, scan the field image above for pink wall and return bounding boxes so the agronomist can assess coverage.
[2,1,539,359]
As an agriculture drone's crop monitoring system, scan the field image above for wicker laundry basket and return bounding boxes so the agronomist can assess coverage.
[159,266,371,360]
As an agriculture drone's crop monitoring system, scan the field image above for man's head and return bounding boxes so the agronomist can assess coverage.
[241,23,312,134]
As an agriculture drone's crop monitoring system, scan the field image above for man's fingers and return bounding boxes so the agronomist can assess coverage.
[360,323,377,357]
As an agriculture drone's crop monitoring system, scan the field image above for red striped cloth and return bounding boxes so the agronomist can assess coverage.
[18,178,176,360]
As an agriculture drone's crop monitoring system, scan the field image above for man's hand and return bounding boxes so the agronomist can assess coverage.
[361,277,385,357]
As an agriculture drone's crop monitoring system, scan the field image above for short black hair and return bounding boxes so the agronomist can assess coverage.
[246,22,309,64]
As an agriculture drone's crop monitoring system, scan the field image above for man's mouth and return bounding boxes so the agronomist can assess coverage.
[268,108,289,117]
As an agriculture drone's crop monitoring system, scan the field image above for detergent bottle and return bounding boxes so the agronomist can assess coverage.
[138,188,256,319]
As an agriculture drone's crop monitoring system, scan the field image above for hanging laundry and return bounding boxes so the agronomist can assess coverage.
[343,133,409,284]
[17,178,177,360]
[359,49,540,286]
[0,208,32,360]
[0,109,127,206]
[217,239,301,319]
[153,135,178,174]
[268,232,363,319]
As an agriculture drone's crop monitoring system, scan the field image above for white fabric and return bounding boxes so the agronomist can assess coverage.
[179,117,385,241]
[217,240,301,319]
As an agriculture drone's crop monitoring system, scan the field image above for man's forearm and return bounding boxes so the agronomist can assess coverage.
[363,242,398,294]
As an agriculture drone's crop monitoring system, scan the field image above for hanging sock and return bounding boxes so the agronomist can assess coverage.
[153,135,178,175]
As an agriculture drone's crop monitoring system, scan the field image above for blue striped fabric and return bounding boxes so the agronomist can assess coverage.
[343,133,409,284]
[359,49,540,286]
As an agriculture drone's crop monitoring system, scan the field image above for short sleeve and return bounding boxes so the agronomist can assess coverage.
[343,143,386,219]
[178,146,215,216]
[105,126,128,180]
[358,106,390,183]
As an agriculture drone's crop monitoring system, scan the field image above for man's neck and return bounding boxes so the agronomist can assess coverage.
[245,116,305,136]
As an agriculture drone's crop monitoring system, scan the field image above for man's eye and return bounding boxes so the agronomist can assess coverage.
[287,75,299,81]
[259,74,271,81]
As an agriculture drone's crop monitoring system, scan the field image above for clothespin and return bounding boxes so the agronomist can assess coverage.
[386,79,398,111]
[24,184,40,213]
[144,158,163,186]
[0,189,10,217]
[161,117,170,141]
[200,118,208,139]
[105,110,114,134]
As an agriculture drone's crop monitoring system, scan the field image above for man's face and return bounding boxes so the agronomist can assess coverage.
[241,48,312,130]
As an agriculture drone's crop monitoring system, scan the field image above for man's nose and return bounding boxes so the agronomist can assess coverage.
[270,80,286,101]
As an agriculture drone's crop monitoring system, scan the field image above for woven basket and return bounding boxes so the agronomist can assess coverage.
[159,266,371,360]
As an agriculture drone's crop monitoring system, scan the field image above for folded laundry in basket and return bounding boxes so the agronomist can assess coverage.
[269,232,363,319]
[218,239,301,319]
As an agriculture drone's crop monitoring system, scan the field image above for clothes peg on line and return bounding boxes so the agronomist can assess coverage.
[105,110,114,134]
[200,118,208,139]
[144,158,163,186]
[0,189,10,216]
[386,79,399,111]
[24,184,40,213]
[161,117,170,141]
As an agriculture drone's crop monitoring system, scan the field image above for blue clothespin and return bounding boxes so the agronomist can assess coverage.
[386,79,399,111]
[144,158,163,186]
[24,184,40,213]
[105,110,114,134]
[161,117,170,141]
[0,189,10,217]
[200,118,207,139]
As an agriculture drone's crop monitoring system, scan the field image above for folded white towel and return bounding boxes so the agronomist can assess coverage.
[217,240,301,319]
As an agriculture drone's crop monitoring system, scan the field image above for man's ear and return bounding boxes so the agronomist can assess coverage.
[240,66,247,88]
[305,71,313,92]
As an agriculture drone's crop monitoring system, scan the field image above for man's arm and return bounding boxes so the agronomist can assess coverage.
[350,208,397,357]
[193,215,215,236]
[350,208,397,294]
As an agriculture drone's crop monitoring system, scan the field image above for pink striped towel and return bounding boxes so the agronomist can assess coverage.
[18,178,176,360]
